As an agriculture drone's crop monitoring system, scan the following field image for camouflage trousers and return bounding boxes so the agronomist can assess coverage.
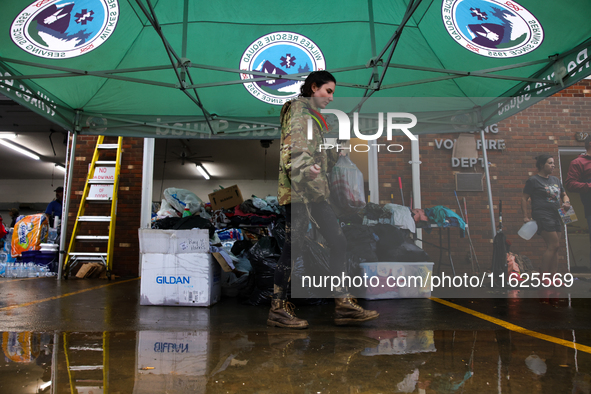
[273,201,347,300]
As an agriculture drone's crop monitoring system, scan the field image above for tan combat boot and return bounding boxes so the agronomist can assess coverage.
[267,299,309,329]
[334,297,379,326]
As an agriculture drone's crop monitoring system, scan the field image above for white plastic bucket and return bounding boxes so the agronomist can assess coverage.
[518,220,538,240]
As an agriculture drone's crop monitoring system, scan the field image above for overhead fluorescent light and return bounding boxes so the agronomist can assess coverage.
[55,164,66,171]
[196,164,210,180]
[0,139,40,160]
[0,133,17,139]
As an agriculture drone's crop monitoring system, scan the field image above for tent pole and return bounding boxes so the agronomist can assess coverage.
[180,0,188,83]
[139,138,155,276]
[375,0,423,90]
[140,138,154,229]
[365,0,380,97]
[411,136,422,248]
[375,0,422,62]
[137,0,216,134]
[368,145,379,204]
[182,0,188,59]
[481,128,496,239]
[58,125,78,280]
[366,0,380,202]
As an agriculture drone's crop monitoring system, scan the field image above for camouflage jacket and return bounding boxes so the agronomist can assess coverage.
[278,98,337,205]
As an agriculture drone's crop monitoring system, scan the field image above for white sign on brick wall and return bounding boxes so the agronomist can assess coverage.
[92,166,116,180]
[89,184,114,200]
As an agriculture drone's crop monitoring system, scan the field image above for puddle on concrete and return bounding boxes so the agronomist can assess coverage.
[0,329,589,393]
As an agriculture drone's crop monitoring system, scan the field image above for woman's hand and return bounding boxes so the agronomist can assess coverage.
[308,164,321,180]
[562,200,571,211]
[523,217,531,223]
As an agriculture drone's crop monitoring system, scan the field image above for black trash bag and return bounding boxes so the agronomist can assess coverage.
[363,202,387,220]
[389,240,431,262]
[371,224,406,260]
[346,252,364,278]
[172,216,215,237]
[342,224,378,262]
[151,216,181,229]
[231,240,254,256]
[290,237,332,300]
[271,217,286,251]
[492,232,508,288]
[243,237,281,306]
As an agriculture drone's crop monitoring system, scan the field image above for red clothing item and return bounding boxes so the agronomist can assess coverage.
[565,153,591,193]
[0,217,6,239]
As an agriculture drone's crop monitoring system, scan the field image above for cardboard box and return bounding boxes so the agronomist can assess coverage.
[134,331,209,394]
[361,330,436,356]
[140,252,221,306]
[139,229,220,307]
[139,229,209,255]
[208,185,243,210]
[359,262,434,299]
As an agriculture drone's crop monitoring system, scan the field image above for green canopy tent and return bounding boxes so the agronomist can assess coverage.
[2,0,590,137]
[1,0,590,274]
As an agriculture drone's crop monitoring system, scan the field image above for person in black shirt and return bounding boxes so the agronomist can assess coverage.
[522,154,571,277]
[9,208,19,228]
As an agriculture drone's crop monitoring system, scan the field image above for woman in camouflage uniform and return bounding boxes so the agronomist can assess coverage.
[268,71,379,329]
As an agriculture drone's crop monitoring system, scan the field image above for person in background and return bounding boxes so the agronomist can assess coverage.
[564,135,591,271]
[268,70,378,329]
[9,208,19,228]
[45,186,64,225]
[522,154,571,278]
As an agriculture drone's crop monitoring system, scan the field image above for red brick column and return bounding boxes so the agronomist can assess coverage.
[64,135,143,277]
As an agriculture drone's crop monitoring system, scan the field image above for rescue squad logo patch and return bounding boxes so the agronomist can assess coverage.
[11,0,119,59]
[442,0,543,58]
[239,32,326,105]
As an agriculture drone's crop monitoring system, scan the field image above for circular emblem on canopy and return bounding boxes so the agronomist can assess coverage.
[239,32,326,105]
[442,0,543,58]
[11,0,119,59]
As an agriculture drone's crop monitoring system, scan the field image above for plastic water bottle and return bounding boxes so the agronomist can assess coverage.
[27,263,37,278]
[518,220,538,240]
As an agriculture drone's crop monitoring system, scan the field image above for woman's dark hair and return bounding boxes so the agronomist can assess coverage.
[300,71,336,97]
[535,154,553,170]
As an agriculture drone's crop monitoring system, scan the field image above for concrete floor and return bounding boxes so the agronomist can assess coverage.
[1,277,591,393]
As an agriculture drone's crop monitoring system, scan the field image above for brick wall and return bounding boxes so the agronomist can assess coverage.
[65,136,143,277]
[377,80,591,274]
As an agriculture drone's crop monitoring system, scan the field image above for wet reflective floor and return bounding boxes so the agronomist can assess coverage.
[1,277,591,393]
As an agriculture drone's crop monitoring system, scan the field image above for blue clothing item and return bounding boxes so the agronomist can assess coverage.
[425,205,466,235]
[45,200,62,219]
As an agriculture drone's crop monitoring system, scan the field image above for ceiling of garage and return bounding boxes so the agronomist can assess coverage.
[0,93,280,181]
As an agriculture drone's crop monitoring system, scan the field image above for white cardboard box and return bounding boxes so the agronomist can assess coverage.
[133,331,209,394]
[139,228,209,254]
[140,253,221,306]
[139,229,220,307]
[359,262,434,299]
[361,330,436,356]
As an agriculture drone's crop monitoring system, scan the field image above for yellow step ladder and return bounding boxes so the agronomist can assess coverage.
[63,332,110,394]
[63,136,123,279]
